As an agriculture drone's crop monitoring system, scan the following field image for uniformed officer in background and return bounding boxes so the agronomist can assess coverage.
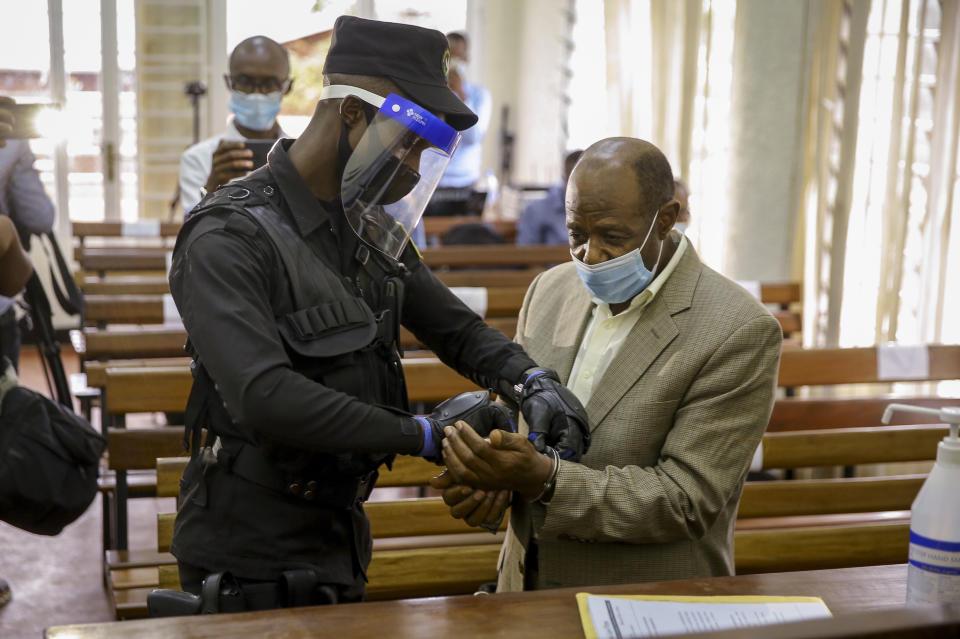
[165,16,589,612]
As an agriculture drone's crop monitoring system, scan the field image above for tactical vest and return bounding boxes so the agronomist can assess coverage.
[176,170,409,505]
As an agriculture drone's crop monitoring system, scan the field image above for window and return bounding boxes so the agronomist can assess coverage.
[0,0,138,223]
[839,0,944,346]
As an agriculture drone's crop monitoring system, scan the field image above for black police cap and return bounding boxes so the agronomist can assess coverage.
[322,15,478,131]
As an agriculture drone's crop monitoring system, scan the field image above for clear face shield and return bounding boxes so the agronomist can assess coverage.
[320,85,461,259]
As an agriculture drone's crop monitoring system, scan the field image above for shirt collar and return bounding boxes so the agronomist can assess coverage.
[591,232,688,316]
[266,138,332,237]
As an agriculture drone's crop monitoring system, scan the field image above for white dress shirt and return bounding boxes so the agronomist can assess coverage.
[568,234,688,405]
[178,119,286,214]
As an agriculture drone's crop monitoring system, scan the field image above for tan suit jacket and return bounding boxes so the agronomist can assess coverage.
[497,239,782,591]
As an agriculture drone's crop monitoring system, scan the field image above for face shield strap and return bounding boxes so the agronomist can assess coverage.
[319,84,387,108]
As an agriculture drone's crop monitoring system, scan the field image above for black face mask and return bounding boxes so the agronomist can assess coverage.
[339,110,422,207]
[342,151,422,207]
[360,156,421,205]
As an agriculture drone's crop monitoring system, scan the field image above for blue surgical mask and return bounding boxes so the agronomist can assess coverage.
[229,90,282,131]
[573,208,663,304]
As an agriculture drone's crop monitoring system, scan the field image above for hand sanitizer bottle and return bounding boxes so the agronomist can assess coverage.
[882,404,960,604]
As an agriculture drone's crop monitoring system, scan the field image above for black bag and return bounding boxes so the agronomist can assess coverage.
[0,382,106,535]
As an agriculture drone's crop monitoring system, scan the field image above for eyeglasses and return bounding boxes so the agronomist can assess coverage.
[224,74,292,95]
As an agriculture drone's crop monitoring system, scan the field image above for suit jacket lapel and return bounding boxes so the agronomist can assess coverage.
[584,295,678,430]
[584,243,703,430]
[547,272,593,386]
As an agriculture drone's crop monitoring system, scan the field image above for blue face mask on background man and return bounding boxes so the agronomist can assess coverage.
[573,208,663,304]
[229,90,283,131]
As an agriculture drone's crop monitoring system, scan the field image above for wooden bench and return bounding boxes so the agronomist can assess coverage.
[108,417,936,617]
[86,345,960,420]
[78,291,802,341]
[422,216,517,243]
[73,221,181,245]
[97,344,960,615]
[74,219,521,248]
[74,327,187,361]
[78,270,800,305]
[75,243,574,273]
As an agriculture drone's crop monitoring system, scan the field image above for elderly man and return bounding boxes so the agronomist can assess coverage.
[179,36,293,213]
[435,137,782,590]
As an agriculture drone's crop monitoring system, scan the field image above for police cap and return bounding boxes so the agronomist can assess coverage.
[323,15,478,131]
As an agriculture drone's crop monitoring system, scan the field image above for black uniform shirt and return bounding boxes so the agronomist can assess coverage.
[169,139,536,457]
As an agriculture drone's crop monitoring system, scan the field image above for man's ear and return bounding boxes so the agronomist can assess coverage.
[283,79,294,96]
[657,199,680,238]
[338,95,369,129]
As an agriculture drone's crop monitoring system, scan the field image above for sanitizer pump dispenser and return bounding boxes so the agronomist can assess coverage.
[882,403,960,604]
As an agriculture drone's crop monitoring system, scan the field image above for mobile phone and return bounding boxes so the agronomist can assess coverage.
[245,140,276,170]
[1,103,55,139]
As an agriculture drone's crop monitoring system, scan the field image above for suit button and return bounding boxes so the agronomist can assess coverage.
[306,480,318,491]
[288,481,302,495]
[303,490,315,501]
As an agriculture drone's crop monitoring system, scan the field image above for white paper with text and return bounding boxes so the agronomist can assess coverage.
[578,594,831,639]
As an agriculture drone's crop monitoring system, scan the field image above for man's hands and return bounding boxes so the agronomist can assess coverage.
[518,368,590,462]
[430,469,510,528]
[416,390,515,463]
[0,96,14,148]
[204,140,254,193]
[441,425,553,502]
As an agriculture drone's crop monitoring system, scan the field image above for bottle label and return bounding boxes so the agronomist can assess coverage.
[907,530,960,604]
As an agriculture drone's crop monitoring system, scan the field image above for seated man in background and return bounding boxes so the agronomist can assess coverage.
[674,178,691,233]
[0,97,55,371]
[435,137,782,590]
[423,31,491,217]
[516,149,582,245]
[179,36,293,213]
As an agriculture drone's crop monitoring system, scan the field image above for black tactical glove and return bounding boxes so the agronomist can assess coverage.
[415,390,515,464]
[516,368,590,462]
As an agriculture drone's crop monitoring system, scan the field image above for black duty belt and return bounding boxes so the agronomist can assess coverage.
[211,437,377,509]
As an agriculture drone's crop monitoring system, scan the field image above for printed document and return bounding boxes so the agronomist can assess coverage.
[576,594,831,639]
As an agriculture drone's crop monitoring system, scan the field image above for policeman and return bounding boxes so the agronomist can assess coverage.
[167,16,589,611]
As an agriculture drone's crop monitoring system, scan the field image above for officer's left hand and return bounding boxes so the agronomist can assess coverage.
[442,425,553,501]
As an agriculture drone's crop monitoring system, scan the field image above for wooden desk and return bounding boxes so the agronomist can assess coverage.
[46,564,907,639]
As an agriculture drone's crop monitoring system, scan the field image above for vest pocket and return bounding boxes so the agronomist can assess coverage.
[277,298,377,358]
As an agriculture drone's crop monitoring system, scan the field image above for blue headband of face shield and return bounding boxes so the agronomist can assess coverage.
[376,95,459,155]
[318,85,458,154]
